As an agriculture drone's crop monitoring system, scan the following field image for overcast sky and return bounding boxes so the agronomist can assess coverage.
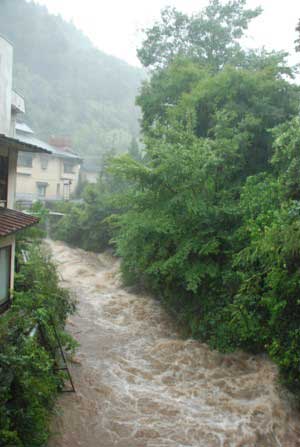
[32,0,300,68]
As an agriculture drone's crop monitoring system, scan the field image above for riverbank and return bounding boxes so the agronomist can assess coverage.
[48,240,300,447]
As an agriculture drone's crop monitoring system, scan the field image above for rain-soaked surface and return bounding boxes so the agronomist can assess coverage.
[47,240,300,447]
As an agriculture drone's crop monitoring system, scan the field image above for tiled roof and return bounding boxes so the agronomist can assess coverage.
[0,208,39,237]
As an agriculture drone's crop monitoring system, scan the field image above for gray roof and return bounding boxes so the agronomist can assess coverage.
[0,134,51,154]
[16,122,34,134]
[16,123,82,161]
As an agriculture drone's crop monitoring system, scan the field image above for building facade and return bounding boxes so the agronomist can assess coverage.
[0,35,49,311]
[16,125,82,204]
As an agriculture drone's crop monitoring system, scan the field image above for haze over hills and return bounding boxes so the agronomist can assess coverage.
[0,0,145,159]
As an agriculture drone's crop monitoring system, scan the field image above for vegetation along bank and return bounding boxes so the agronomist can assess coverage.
[55,0,300,399]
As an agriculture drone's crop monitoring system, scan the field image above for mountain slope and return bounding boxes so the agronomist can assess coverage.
[0,0,144,157]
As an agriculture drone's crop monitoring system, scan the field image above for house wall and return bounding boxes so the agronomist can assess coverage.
[0,36,13,136]
[16,153,81,201]
[0,36,18,209]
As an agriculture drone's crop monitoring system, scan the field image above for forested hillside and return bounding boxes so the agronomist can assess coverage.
[0,0,144,157]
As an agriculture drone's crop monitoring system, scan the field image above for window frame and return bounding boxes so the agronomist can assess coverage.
[63,161,74,174]
[40,155,49,170]
[0,244,12,314]
[18,152,33,168]
[36,182,48,199]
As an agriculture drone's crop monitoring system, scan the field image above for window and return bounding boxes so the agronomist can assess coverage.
[18,152,33,168]
[0,156,8,207]
[63,161,74,174]
[40,155,48,170]
[36,182,48,199]
[0,245,11,309]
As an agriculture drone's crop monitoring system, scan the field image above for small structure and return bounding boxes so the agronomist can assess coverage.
[0,35,50,311]
[16,126,82,204]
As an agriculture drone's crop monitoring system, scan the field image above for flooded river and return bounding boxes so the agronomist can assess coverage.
[48,240,300,447]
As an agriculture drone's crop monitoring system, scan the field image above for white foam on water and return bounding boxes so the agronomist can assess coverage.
[47,240,300,447]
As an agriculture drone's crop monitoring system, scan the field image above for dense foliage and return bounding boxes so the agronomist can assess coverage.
[108,1,300,395]
[51,158,128,251]
[137,0,261,70]
[0,239,76,446]
[0,0,144,157]
[38,0,300,396]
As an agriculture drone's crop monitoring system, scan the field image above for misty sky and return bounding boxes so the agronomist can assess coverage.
[33,0,300,68]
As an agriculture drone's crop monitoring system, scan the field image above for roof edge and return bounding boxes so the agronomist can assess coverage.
[0,33,13,48]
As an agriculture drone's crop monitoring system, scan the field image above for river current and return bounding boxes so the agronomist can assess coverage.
[47,240,300,447]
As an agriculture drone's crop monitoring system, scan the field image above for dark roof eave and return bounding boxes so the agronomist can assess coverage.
[0,208,40,237]
[0,134,51,154]
[0,219,39,237]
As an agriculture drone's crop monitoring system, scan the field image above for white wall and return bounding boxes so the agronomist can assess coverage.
[0,36,13,136]
[16,153,81,201]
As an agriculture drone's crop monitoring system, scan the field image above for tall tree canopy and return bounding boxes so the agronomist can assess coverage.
[137,0,262,70]
[108,0,300,395]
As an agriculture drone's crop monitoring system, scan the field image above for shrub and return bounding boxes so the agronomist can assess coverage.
[0,242,76,446]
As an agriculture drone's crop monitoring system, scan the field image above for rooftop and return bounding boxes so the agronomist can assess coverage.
[0,208,39,237]
[0,134,51,154]
[16,123,82,161]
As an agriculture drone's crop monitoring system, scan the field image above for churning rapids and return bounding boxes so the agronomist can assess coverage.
[47,240,300,447]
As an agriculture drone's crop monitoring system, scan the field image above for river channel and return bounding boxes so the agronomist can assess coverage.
[47,240,300,447]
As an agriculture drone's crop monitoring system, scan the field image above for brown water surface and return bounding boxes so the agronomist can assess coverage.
[47,240,300,447]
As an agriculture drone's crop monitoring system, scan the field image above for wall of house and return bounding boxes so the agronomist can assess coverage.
[16,153,81,202]
[0,36,13,136]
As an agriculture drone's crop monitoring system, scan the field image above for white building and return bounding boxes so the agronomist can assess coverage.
[16,125,82,203]
[0,35,49,311]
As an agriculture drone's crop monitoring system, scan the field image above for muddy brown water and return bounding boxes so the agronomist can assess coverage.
[47,240,300,447]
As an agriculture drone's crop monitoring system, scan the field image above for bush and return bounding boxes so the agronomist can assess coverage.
[0,242,76,446]
[51,174,126,253]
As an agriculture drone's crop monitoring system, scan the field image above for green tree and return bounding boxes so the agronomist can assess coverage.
[110,64,299,305]
[137,0,262,70]
[128,137,142,161]
[108,8,300,392]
